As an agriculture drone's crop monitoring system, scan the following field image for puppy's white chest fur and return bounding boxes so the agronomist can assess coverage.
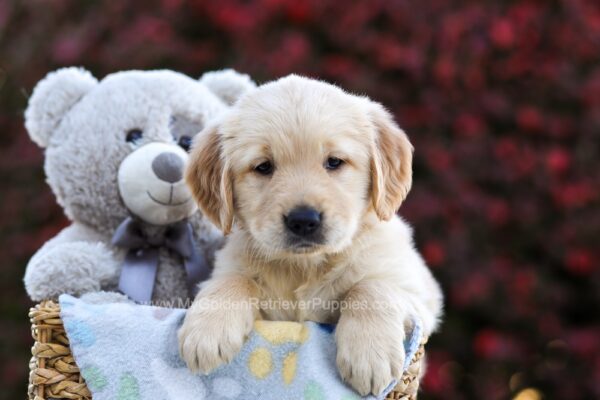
[252,259,355,323]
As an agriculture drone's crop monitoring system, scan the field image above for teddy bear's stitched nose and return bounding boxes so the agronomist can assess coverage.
[152,152,184,183]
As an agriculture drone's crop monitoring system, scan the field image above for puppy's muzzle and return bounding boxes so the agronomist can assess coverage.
[284,206,322,238]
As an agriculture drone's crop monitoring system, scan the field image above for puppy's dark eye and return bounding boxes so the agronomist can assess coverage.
[325,157,344,170]
[254,161,273,175]
[178,135,192,152]
[126,129,143,143]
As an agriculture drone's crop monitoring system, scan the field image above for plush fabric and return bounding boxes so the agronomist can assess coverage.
[23,68,256,303]
[60,294,423,400]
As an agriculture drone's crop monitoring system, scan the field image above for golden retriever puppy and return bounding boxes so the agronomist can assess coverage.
[179,75,443,396]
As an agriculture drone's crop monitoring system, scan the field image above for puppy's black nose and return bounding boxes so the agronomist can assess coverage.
[285,207,322,237]
[152,152,184,183]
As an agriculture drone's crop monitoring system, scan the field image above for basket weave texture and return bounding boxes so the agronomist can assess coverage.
[28,300,424,400]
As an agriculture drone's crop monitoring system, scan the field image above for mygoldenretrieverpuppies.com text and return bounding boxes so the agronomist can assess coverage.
[143,297,405,313]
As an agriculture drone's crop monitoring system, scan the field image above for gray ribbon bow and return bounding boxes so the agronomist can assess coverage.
[112,217,210,303]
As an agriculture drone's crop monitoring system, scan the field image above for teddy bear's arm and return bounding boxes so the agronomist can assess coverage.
[24,222,122,301]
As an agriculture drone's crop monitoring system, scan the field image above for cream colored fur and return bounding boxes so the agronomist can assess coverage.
[179,75,443,396]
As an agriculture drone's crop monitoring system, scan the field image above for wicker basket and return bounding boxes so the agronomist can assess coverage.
[28,300,425,400]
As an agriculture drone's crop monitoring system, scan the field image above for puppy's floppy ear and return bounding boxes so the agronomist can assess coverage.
[186,124,234,234]
[369,103,414,221]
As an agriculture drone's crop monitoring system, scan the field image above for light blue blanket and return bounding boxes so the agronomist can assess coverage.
[59,294,422,400]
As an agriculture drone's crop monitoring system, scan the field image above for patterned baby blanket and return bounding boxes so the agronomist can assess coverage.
[59,294,422,400]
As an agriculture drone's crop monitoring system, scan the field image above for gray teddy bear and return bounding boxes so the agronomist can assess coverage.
[24,67,255,304]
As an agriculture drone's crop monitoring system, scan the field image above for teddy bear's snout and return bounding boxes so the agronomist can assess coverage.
[117,143,197,225]
[151,152,184,183]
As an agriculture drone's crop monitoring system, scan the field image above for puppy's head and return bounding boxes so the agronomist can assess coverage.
[187,76,412,257]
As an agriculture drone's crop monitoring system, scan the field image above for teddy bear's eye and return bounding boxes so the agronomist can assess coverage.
[126,129,143,143]
[178,135,192,152]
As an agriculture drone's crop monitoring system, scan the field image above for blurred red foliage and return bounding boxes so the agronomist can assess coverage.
[0,0,599,399]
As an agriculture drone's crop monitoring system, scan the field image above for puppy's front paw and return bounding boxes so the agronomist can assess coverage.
[178,307,254,374]
[335,316,406,396]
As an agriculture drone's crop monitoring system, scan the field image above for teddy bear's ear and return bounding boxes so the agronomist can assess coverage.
[25,67,98,148]
[199,69,256,106]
